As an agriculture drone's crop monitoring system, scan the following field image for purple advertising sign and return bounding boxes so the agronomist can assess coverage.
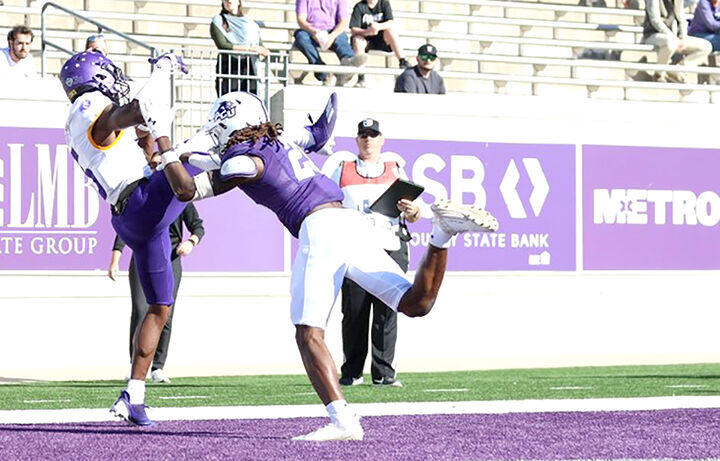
[327,138,576,271]
[184,192,285,272]
[0,127,285,272]
[0,127,116,270]
[583,145,720,270]
[1,126,574,272]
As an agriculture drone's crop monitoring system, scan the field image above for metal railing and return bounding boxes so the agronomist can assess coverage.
[172,48,289,141]
[40,1,157,77]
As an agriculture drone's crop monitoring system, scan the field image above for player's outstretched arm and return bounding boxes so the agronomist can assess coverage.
[189,158,261,202]
[91,100,145,148]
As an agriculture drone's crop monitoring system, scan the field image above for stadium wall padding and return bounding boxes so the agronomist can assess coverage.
[1,81,719,379]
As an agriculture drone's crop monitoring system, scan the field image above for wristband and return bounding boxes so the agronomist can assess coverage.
[156,150,180,171]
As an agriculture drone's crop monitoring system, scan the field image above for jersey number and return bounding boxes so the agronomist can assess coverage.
[288,147,317,181]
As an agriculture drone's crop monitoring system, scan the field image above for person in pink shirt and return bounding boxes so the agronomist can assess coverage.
[294,0,366,86]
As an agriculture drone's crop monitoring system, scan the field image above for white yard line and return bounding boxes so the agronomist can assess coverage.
[3,395,720,425]
[550,386,594,390]
[666,384,709,389]
[425,389,469,392]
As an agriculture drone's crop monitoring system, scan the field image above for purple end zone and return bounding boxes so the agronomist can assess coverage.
[2,409,720,460]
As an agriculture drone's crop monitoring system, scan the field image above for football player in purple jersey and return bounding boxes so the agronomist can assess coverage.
[181,91,499,441]
[60,51,203,426]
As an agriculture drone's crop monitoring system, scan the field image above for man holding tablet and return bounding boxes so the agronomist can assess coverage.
[324,118,419,388]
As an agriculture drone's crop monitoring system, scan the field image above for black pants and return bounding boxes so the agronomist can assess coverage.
[215,54,258,96]
[340,241,408,382]
[128,255,182,370]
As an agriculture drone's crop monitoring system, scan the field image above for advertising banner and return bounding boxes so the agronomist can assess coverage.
[583,145,720,270]
[1,127,575,272]
[0,127,115,270]
[329,138,576,271]
[0,127,285,272]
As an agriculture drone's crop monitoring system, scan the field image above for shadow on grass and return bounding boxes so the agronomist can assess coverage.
[0,423,287,440]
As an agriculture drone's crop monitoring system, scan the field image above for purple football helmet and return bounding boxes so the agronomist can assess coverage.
[59,51,130,104]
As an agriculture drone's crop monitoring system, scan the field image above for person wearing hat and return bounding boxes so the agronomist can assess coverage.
[394,43,446,94]
[85,34,108,56]
[322,118,421,388]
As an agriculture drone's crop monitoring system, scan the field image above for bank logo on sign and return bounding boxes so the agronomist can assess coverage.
[499,158,549,218]
[593,188,720,226]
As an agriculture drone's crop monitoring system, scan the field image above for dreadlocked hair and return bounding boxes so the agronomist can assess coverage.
[225,122,284,150]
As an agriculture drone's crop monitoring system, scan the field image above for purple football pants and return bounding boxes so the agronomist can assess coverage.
[111,166,199,306]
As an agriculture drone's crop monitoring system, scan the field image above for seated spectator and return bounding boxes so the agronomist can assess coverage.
[0,25,37,79]
[689,0,720,51]
[294,0,367,86]
[642,0,711,83]
[85,34,108,56]
[211,0,270,96]
[350,0,408,88]
[394,44,445,94]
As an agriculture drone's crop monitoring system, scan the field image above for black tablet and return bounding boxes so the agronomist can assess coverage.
[369,179,425,218]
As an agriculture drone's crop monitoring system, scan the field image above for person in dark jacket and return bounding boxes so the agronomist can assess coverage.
[641,0,711,83]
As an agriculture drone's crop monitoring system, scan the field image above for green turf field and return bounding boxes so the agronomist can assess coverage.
[2,363,720,411]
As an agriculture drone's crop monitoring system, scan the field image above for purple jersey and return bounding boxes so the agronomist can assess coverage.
[220,137,343,237]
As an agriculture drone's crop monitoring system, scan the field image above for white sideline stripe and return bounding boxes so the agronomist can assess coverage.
[666,384,709,389]
[550,386,594,390]
[3,396,720,425]
[425,388,469,392]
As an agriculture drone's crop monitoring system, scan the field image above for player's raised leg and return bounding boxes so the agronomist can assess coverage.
[397,199,498,317]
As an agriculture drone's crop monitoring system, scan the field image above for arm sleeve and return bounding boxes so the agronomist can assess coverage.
[383,0,394,22]
[349,4,363,29]
[211,21,235,50]
[296,0,307,16]
[646,0,675,35]
[696,0,720,32]
[112,234,126,252]
[182,203,206,242]
[337,0,349,21]
[676,0,687,36]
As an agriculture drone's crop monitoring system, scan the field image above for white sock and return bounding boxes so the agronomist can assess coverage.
[126,379,146,405]
[326,399,357,427]
[429,224,454,249]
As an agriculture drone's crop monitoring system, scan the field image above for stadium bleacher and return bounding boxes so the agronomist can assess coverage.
[1,0,718,103]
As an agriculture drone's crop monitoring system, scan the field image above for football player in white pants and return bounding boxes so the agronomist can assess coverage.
[178,91,500,441]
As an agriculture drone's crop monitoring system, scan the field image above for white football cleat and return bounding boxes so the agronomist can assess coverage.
[151,368,171,384]
[292,421,364,441]
[431,199,499,234]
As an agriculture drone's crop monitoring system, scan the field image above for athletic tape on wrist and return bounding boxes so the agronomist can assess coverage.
[192,173,215,201]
